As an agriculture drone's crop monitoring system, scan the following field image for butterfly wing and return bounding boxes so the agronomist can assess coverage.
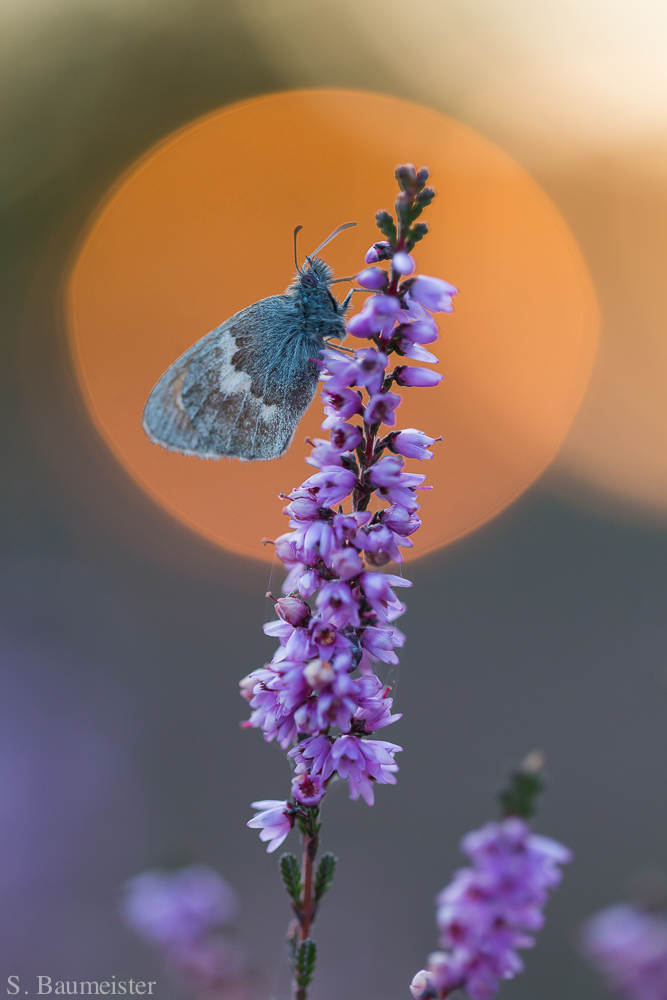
[142,295,322,461]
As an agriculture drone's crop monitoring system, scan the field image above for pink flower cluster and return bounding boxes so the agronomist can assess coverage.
[241,200,458,852]
[120,866,245,991]
[582,903,667,1000]
[410,818,572,1000]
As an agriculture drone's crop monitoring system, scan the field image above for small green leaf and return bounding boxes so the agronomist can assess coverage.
[395,164,417,191]
[499,752,547,819]
[406,222,429,251]
[416,187,435,210]
[375,210,397,243]
[279,853,302,904]
[295,939,317,989]
[314,852,337,904]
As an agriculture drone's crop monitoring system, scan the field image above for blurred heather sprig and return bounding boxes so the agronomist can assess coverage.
[240,165,456,999]
[582,888,667,1000]
[410,754,572,1000]
[120,865,250,999]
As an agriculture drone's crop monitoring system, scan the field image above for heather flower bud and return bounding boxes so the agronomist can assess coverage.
[394,366,444,388]
[356,267,389,290]
[416,167,430,188]
[392,252,415,276]
[364,391,401,427]
[291,771,325,806]
[365,241,393,264]
[409,275,458,313]
[275,596,311,627]
[395,164,417,190]
[409,970,433,1000]
[239,672,259,702]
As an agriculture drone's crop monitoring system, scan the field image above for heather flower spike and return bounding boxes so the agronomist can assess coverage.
[410,753,572,1000]
[240,165,458,1000]
[120,865,249,993]
[582,902,667,1000]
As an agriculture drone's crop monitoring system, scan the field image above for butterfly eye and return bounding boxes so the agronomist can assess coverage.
[301,272,317,288]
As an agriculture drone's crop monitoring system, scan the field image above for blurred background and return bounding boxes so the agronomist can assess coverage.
[2,1,667,998]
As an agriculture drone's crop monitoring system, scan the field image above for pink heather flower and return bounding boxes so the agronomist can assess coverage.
[330,422,363,452]
[365,240,393,263]
[379,505,422,536]
[274,596,311,627]
[408,275,458,313]
[347,294,401,338]
[244,662,305,746]
[392,251,415,275]
[330,546,364,580]
[352,672,402,729]
[582,904,667,1000]
[392,429,438,460]
[284,495,320,525]
[396,337,439,363]
[289,734,334,776]
[308,620,351,660]
[321,386,363,428]
[360,624,405,665]
[353,348,388,394]
[395,366,444,388]
[295,663,360,733]
[305,439,345,469]
[397,319,439,344]
[364,391,401,427]
[360,571,412,621]
[297,519,336,563]
[298,469,357,507]
[356,267,389,290]
[333,510,372,545]
[400,320,439,345]
[120,866,239,948]
[263,618,293,646]
[322,735,402,806]
[296,567,322,598]
[368,456,429,511]
[291,771,326,806]
[357,523,404,566]
[247,800,294,853]
[316,580,361,628]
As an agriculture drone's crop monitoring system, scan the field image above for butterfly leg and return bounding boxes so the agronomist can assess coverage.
[341,287,373,311]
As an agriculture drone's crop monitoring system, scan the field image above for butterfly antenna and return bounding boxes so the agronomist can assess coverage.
[293,225,304,273]
[310,221,357,256]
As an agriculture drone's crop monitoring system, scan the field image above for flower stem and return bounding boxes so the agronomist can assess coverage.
[299,831,318,941]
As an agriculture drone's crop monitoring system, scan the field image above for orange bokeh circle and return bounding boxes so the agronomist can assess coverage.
[67,90,598,564]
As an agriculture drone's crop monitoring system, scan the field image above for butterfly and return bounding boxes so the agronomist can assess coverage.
[142,223,358,462]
